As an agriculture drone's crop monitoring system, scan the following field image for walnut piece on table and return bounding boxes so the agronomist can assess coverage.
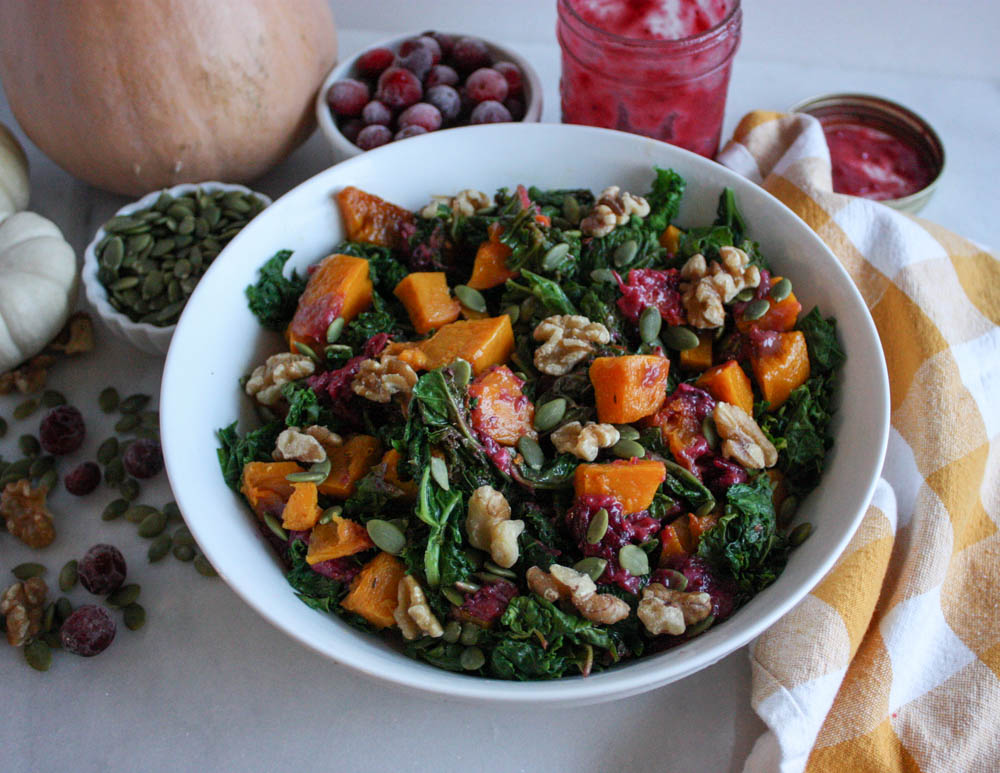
[1,479,55,549]
[0,576,47,647]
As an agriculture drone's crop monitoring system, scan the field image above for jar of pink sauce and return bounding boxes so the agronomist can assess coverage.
[557,0,742,157]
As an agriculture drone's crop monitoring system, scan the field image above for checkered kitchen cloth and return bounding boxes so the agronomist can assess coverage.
[716,112,1000,772]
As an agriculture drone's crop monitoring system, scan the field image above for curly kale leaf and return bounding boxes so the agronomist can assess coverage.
[245,250,308,331]
[331,241,408,294]
[645,167,687,235]
[285,540,348,613]
[216,421,283,490]
[797,307,846,376]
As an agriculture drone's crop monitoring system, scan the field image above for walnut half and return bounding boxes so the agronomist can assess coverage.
[526,564,630,625]
[352,354,418,403]
[713,401,778,469]
[532,315,610,376]
[1,480,55,549]
[580,186,651,238]
[679,246,761,329]
[245,352,315,406]
[394,576,444,640]
[637,583,712,636]
[1,577,47,647]
[465,486,524,569]
[551,421,620,461]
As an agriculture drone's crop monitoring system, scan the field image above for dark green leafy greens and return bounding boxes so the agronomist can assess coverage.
[216,421,283,490]
[245,250,308,331]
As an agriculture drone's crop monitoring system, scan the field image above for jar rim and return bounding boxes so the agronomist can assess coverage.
[557,0,742,50]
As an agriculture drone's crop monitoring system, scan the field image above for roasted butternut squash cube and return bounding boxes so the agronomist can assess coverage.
[381,449,418,500]
[589,355,671,424]
[288,254,373,350]
[468,239,516,290]
[393,272,461,334]
[335,186,414,250]
[573,459,666,514]
[468,365,536,447]
[679,332,713,371]
[696,360,755,415]
[318,435,383,498]
[659,224,682,254]
[281,481,321,530]
[737,277,802,333]
[417,315,515,374]
[306,514,374,564]
[241,461,302,521]
[340,552,406,629]
[751,330,810,410]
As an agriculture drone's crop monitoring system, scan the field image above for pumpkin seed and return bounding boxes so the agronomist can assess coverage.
[734,287,755,303]
[366,519,406,555]
[293,341,320,362]
[58,561,78,591]
[106,583,141,608]
[614,424,640,441]
[662,325,701,351]
[194,554,218,577]
[114,414,139,434]
[172,526,196,548]
[664,459,702,488]
[459,622,481,646]
[125,504,158,524]
[483,560,516,579]
[0,417,6,437]
[702,415,718,450]
[613,239,639,267]
[324,317,345,344]
[41,390,66,408]
[98,387,120,412]
[318,506,342,525]
[454,284,486,312]
[519,295,538,318]
[639,305,662,343]
[533,398,566,432]
[517,435,544,470]
[770,277,792,302]
[573,557,608,582]
[562,194,581,225]
[541,242,570,271]
[586,508,609,544]
[660,568,689,591]
[18,434,40,457]
[119,477,140,502]
[778,496,799,525]
[618,544,650,576]
[695,499,716,517]
[685,614,715,638]
[460,646,485,671]
[613,438,645,459]
[138,511,168,538]
[453,580,481,594]
[27,453,52,477]
[24,639,52,672]
[325,344,353,360]
[172,543,196,562]
[13,399,38,420]
[501,304,520,324]
[123,603,147,631]
[441,587,465,607]
[55,597,73,624]
[39,469,58,491]
[450,358,472,387]
[41,602,56,633]
[743,298,770,320]
[589,268,617,284]
[442,620,462,643]
[102,236,125,270]
[119,393,150,414]
[12,562,46,580]
[148,534,171,562]
[102,499,129,521]
[789,522,813,546]
[430,455,450,490]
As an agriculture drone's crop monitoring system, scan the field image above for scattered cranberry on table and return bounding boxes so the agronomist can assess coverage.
[327,32,527,150]
[60,604,116,657]
[122,438,164,479]
[39,405,86,455]
[78,543,127,595]
[64,461,101,496]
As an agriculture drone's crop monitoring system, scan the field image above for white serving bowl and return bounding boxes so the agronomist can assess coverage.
[82,182,271,356]
[315,31,543,163]
[161,123,889,706]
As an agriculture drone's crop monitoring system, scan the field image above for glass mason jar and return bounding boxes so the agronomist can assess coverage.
[557,0,742,158]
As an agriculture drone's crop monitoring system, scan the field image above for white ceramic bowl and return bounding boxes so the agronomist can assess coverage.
[315,31,543,163]
[82,182,272,356]
[161,124,889,706]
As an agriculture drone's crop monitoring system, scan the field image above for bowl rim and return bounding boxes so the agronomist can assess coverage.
[314,30,544,161]
[81,181,273,346]
[161,123,890,705]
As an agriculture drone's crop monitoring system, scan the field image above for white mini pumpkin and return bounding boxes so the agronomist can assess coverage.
[0,122,29,219]
[0,211,77,371]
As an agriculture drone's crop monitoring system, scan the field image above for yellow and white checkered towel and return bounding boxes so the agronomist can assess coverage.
[717,112,1000,773]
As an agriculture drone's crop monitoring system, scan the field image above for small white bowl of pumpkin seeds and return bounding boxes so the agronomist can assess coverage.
[82,182,271,356]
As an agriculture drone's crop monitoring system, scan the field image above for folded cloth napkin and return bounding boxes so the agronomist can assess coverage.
[716,112,1000,773]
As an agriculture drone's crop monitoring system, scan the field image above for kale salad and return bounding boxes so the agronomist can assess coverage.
[217,168,845,680]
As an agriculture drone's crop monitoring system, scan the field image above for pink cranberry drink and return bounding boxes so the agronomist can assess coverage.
[558,0,742,157]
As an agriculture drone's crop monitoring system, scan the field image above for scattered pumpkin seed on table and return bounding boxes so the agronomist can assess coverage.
[59,561,78,591]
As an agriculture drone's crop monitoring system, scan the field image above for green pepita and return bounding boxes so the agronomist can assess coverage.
[102,498,129,521]
[293,341,320,362]
[453,580,481,594]
[98,387,120,413]
[172,526,195,548]
[562,194,581,225]
[172,543,196,562]
[660,568,689,591]
[483,560,516,579]
[517,435,544,470]
[194,554,218,577]
[148,533,172,562]
[541,242,570,271]
[442,620,462,643]
[618,544,650,576]
[454,284,486,312]
[589,268,617,284]
[29,456,54,480]
[18,434,40,457]
[613,239,639,267]
[125,504,158,524]
[614,425,640,441]
[702,415,718,450]
[123,602,147,631]
[450,358,472,387]
[662,325,701,351]
[55,597,73,624]
[778,496,799,525]
[39,468,58,491]
[586,508,609,544]
[639,305,662,343]
[533,398,566,432]
[430,455,450,490]
[366,519,406,555]
[459,622,481,646]
[318,506,342,525]
[501,304,520,324]
[13,399,38,420]
[789,521,813,546]
[119,477,140,502]
[41,390,66,408]
[685,614,715,638]
[441,587,465,607]
[573,557,608,582]
[58,560,78,591]
[770,277,792,302]
[460,646,485,671]
[613,438,646,459]
[325,317,345,344]
[138,511,168,538]
[97,436,120,465]
[24,639,52,672]
[119,393,151,414]
[12,562,46,580]
[743,298,770,321]
[695,499,716,517]
[115,414,140,433]
[106,583,141,608]
[735,287,756,303]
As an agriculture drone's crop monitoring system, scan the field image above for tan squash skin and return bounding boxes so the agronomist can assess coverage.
[0,0,337,195]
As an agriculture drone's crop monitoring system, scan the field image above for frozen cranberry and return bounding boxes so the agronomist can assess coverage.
[469,100,512,124]
[395,125,428,140]
[505,96,526,121]
[362,99,393,126]
[493,61,524,98]
[339,118,364,144]
[39,405,85,455]
[425,64,459,88]
[356,124,393,150]
[399,35,441,65]
[355,46,395,78]
[78,544,127,595]
[465,67,508,103]
[310,556,362,583]
[425,30,455,58]
[60,605,116,657]
[398,102,442,132]
[326,78,370,117]
[122,438,163,479]
[425,85,461,122]
[376,66,422,110]
[64,461,101,496]
[396,45,433,83]
[450,36,491,73]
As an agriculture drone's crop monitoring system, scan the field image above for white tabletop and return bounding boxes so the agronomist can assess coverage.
[4,3,998,772]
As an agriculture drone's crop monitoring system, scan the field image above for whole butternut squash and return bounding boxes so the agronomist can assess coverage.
[0,0,337,195]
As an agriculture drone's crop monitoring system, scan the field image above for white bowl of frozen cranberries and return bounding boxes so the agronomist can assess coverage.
[315,30,543,161]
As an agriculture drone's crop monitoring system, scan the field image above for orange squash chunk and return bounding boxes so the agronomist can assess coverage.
[381,449,419,500]
[288,254,373,350]
[393,272,461,334]
[340,552,406,629]
[467,365,536,447]
[679,332,713,371]
[659,224,682,253]
[687,511,719,546]
[418,316,515,374]
[696,360,755,415]
[737,278,802,333]
[306,514,375,564]
[659,523,688,564]
[468,226,517,290]
[281,481,321,530]
[318,435,382,498]
[574,459,666,514]
[241,461,302,521]
[589,355,671,424]
[751,330,810,410]
[335,186,414,250]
